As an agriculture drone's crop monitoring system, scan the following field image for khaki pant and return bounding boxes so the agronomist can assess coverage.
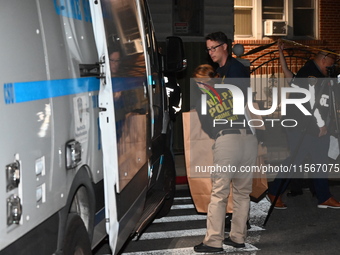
[203,131,258,247]
[227,185,233,213]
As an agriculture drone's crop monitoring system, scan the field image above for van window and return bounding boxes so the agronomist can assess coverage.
[102,0,146,77]
[101,0,148,190]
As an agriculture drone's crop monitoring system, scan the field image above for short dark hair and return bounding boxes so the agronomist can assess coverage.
[205,31,232,56]
[108,43,121,56]
[205,31,228,44]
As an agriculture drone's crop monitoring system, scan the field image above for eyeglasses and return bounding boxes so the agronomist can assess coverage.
[206,43,224,53]
[322,53,337,62]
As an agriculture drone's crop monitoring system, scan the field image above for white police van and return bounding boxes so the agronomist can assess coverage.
[0,0,184,254]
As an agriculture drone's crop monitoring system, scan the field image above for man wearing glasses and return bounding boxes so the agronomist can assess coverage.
[194,31,257,253]
[206,31,249,79]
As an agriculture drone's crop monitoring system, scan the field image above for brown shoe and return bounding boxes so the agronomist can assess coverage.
[266,193,287,209]
[317,197,340,209]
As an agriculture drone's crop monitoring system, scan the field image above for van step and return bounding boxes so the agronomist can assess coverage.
[133,190,166,238]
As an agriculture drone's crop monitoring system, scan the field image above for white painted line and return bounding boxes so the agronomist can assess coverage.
[121,247,196,255]
[121,243,259,255]
[170,204,195,210]
[122,197,268,254]
[138,227,264,241]
[174,197,192,200]
[138,228,206,240]
[153,215,206,223]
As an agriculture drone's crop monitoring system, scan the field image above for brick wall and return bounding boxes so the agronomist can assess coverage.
[319,0,340,52]
[234,0,340,63]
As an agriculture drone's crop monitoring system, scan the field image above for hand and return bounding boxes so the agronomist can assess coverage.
[277,39,285,52]
[319,126,327,137]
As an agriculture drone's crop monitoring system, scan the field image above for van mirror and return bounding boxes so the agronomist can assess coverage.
[164,36,186,72]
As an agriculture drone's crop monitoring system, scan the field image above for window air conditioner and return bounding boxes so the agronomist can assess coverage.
[264,20,287,36]
[124,39,144,55]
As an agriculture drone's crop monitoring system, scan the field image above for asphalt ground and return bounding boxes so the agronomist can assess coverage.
[95,181,340,255]
[255,181,340,255]
[95,152,340,255]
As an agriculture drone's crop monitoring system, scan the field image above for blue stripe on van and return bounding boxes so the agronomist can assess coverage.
[4,76,147,104]
[147,75,153,86]
[5,77,100,104]
[111,77,146,93]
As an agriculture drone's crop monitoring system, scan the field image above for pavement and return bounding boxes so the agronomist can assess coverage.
[257,184,340,255]
[175,154,340,255]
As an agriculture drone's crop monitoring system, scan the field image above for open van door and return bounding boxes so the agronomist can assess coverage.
[89,0,185,253]
[89,0,151,253]
[89,0,120,252]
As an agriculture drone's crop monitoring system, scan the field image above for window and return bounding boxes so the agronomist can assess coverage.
[234,0,317,39]
[262,0,284,20]
[234,0,253,37]
[293,0,315,37]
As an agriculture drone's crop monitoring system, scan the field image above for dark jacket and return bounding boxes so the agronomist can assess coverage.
[196,57,251,139]
[284,60,330,136]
